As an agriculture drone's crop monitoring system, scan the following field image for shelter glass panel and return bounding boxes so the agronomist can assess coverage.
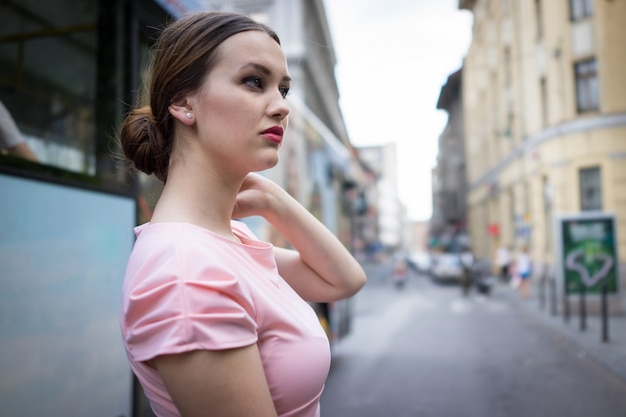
[0,0,98,173]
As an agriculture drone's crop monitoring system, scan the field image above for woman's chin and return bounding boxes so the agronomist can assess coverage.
[257,154,280,171]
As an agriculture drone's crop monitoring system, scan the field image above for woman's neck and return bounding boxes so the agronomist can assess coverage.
[150,164,243,239]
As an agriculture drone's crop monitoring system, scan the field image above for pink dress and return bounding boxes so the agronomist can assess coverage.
[120,221,331,417]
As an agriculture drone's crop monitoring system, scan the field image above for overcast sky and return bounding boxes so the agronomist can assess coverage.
[323,0,473,222]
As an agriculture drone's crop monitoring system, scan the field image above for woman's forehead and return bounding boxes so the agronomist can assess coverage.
[216,30,288,73]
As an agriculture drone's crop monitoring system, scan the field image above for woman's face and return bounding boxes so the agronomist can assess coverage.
[187,30,291,175]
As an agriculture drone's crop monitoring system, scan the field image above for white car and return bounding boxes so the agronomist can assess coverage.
[431,253,465,283]
[407,250,432,273]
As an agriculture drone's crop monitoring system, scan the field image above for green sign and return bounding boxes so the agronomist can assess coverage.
[558,214,618,295]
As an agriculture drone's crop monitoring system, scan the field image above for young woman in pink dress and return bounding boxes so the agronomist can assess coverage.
[118,11,366,417]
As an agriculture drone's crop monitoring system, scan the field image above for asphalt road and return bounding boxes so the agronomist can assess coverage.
[320,261,626,417]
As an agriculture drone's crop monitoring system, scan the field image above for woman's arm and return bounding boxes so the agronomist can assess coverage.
[0,101,38,161]
[233,173,366,302]
[152,344,277,417]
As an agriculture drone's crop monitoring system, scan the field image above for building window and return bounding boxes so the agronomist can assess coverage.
[535,0,544,40]
[0,1,98,174]
[504,47,512,86]
[501,0,511,16]
[579,167,602,211]
[540,77,548,127]
[542,176,553,251]
[574,59,599,113]
[570,0,593,21]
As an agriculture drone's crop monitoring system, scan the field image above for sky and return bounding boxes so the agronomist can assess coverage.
[323,0,473,222]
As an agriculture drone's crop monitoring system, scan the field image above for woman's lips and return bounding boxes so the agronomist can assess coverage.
[261,126,284,144]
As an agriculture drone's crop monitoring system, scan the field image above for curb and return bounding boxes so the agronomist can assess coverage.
[499,283,626,385]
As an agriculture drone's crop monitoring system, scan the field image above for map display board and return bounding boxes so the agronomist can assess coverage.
[556,213,619,295]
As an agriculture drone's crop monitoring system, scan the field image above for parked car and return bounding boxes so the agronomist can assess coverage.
[431,253,464,283]
[407,250,432,274]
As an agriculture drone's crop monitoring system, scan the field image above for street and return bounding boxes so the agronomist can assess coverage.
[320,261,626,417]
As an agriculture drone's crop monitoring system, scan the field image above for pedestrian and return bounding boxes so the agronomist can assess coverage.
[391,252,408,289]
[515,246,532,299]
[495,244,512,282]
[0,100,38,161]
[118,11,366,417]
[460,246,475,296]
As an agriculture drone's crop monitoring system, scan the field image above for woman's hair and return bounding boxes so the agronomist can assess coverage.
[119,11,280,182]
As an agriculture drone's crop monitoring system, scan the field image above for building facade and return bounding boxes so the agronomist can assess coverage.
[431,69,469,252]
[358,143,408,254]
[459,0,625,302]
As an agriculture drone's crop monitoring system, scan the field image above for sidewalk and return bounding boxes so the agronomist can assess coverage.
[497,281,626,384]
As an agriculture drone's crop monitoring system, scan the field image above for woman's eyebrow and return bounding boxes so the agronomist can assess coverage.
[241,62,292,82]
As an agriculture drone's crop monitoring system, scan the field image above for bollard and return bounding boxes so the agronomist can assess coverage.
[579,285,586,331]
[538,273,546,310]
[564,284,570,323]
[601,283,609,342]
[550,276,556,316]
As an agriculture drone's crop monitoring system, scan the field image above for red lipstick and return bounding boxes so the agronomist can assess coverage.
[261,126,284,144]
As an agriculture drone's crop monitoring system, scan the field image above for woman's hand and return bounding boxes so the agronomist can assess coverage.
[232,173,277,219]
[232,173,366,303]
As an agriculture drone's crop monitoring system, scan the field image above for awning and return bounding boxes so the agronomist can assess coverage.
[153,0,206,18]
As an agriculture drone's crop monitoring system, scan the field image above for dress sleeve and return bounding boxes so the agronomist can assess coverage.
[122,240,258,362]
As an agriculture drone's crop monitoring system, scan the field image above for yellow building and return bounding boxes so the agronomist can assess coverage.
[459,0,626,296]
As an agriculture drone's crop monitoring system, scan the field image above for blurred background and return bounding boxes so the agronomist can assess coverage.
[1,0,625,416]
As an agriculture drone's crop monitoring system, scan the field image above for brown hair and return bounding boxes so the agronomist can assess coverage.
[119,11,280,182]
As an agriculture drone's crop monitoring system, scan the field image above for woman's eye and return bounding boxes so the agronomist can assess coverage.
[244,77,263,89]
[244,76,289,98]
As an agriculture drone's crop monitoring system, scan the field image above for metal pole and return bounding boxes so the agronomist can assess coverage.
[579,285,586,331]
[539,268,547,310]
[564,282,570,323]
[550,275,557,316]
[601,282,609,342]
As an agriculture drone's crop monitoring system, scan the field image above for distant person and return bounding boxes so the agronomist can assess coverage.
[117,11,366,417]
[496,245,512,282]
[0,100,37,161]
[391,252,408,289]
[460,246,475,296]
[515,246,532,299]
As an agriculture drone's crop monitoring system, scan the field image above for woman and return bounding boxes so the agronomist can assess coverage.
[0,100,38,161]
[118,11,366,417]
[515,246,532,299]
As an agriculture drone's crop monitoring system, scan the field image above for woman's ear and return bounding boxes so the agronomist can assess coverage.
[169,100,195,126]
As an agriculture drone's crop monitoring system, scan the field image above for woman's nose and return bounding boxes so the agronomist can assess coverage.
[268,91,290,119]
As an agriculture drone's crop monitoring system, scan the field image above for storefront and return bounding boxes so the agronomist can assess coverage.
[0,2,202,416]
[0,0,207,181]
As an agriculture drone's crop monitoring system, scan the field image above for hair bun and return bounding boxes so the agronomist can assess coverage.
[120,106,169,181]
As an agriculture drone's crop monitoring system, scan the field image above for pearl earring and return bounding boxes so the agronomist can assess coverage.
[185,112,193,119]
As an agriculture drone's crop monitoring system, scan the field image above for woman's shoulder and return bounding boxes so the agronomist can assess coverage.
[121,223,260,360]
[135,220,257,240]
[127,222,234,285]
[134,221,221,239]
[133,221,251,251]
[127,221,269,282]
[123,222,264,311]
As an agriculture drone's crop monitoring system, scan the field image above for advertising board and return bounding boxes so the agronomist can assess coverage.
[0,171,136,417]
[555,213,619,295]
